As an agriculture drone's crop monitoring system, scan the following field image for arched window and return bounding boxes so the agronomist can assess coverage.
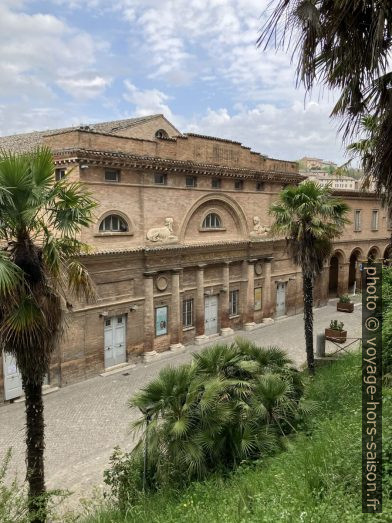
[99,214,128,232]
[202,213,222,229]
[155,129,169,139]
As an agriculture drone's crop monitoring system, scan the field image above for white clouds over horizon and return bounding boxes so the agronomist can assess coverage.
[0,0,346,163]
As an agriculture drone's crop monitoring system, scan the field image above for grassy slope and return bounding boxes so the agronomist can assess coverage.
[84,352,392,523]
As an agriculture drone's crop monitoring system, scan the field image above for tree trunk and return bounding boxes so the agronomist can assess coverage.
[302,273,315,375]
[23,377,46,523]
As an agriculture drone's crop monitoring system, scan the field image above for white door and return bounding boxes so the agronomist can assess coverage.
[204,296,218,336]
[276,282,286,316]
[104,316,126,369]
[3,352,23,400]
[276,282,286,317]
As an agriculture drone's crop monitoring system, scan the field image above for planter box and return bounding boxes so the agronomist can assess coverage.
[337,302,354,313]
[325,328,347,343]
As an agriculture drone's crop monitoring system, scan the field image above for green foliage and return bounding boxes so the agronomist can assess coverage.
[104,341,313,507]
[329,320,344,331]
[0,449,29,523]
[0,449,67,523]
[382,267,392,377]
[83,352,392,522]
[269,181,349,279]
[258,2,392,207]
[0,146,97,377]
[338,294,351,303]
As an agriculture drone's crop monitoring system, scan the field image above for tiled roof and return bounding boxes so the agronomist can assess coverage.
[0,114,163,153]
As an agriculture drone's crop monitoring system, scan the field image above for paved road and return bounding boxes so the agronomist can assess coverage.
[0,300,362,512]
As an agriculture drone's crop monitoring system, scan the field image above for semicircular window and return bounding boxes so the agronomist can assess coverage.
[202,212,222,229]
[99,214,128,232]
[155,129,169,139]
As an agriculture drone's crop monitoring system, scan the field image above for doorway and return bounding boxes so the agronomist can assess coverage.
[204,295,218,336]
[104,315,126,369]
[276,282,286,317]
[2,352,23,400]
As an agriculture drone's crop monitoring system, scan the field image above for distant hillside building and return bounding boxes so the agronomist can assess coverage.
[299,156,337,171]
[304,171,358,190]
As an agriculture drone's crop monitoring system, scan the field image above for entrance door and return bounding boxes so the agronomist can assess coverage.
[204,295,218,336]
[104,315,126,369]
[276,282,286,317]
[3,352,23,400]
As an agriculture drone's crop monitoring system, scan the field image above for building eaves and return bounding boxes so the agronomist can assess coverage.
[54,147,304,182]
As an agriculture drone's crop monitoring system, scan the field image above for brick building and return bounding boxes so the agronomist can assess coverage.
[0,114,390,402]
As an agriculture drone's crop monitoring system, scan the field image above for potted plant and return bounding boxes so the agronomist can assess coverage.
[337,294,354,313]
[325,320,347,343]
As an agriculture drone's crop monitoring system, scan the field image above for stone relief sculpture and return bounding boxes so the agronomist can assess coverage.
[146,217,178,243]
[250,216,270,239]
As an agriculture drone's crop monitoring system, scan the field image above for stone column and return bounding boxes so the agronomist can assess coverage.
[244,259,257,330]
[319,263,330,305]
[170,268,184,351]
[220,261,234,337]
[195,264,207,344]
[143,272,155,357]
[338,262,350,296]
[262,257,273,321]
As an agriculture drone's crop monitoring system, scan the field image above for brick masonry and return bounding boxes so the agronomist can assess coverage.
[0,115,390,402]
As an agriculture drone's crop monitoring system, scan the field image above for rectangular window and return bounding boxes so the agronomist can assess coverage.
[371,209,379,231]
[354,209,362,231]
[105,169,120,182]
[229,290,239,316]
[55,168,66,181]
[234,179,244,191]
[154,173,167,185]
[186,176,197,188]
[155,306,168,336]
[182,299,194,327]
[388,215,392,230]
[211,178,221,189]
[256,181,265,191]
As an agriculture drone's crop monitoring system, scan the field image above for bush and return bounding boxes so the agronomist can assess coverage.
[0,448,71,522]
[104,340,317,507]
[329,320,344,331]
[338,294,351,303]
[84,352,392,523]
[0,450,29,523]
[383,267,392,377]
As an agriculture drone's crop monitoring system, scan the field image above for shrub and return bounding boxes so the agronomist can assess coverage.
[329,320,344,331]
[0,450,29,523]
[383,267,392,377]
[338,294,351,303]
[105,340,317,507]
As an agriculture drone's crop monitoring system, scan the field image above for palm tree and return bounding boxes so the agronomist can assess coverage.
[129,341,309,490]
[269,181,349,374]
[258,2,392,207]
[0,147,96,521]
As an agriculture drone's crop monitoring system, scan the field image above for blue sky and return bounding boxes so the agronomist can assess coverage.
[0,0,345,162]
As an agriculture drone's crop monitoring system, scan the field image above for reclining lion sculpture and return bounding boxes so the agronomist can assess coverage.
[146,217,178,243]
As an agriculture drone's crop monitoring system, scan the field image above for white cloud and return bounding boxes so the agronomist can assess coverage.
[0,0,345,163]
[186,101,344,163]
[0,2,108,102]
[57,75,112,99]
[123,81,175,120]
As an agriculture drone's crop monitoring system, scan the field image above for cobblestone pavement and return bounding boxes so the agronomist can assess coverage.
[0,300,362,512]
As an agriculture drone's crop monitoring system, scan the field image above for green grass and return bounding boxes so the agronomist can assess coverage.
[82,352,392,523]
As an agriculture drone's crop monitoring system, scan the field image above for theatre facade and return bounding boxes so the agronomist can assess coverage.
[0,114,390,402]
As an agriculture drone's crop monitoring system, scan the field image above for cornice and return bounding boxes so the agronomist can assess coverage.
[53,148,304,183]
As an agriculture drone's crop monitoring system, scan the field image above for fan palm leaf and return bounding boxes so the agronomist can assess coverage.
[0,146,96,520]
[269,181,349,374]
